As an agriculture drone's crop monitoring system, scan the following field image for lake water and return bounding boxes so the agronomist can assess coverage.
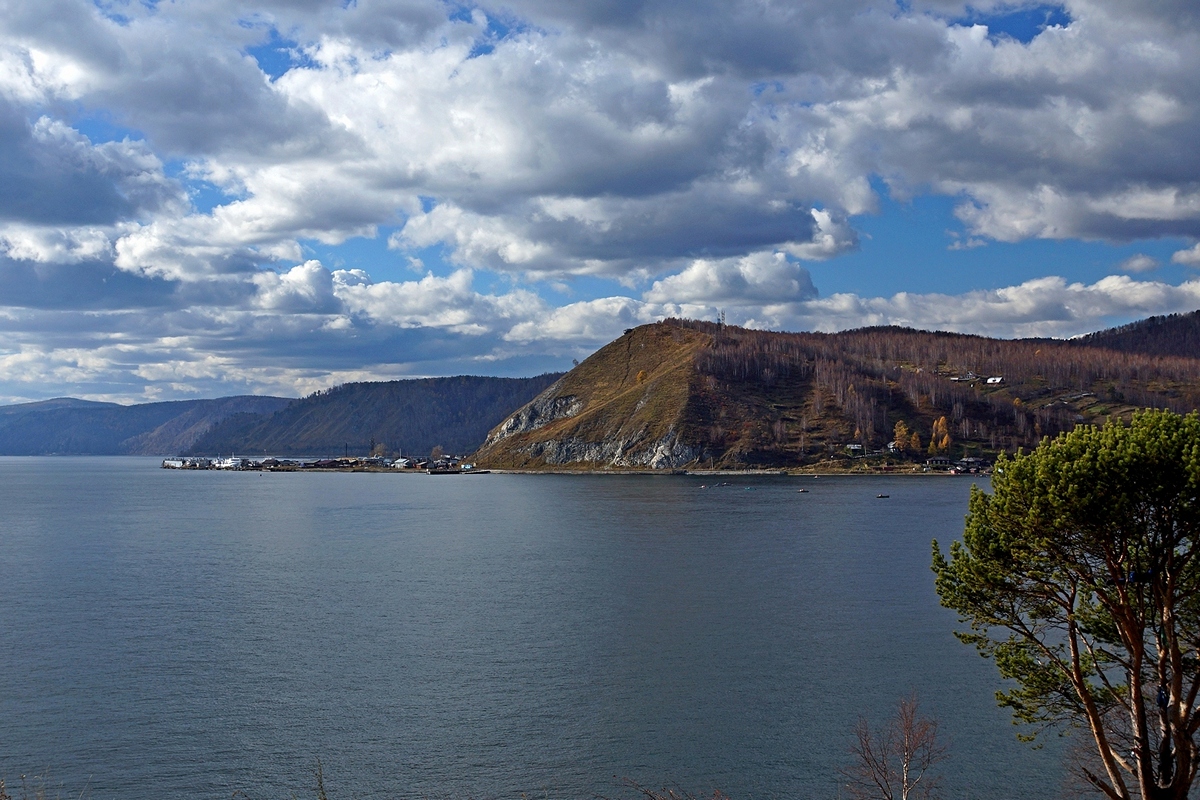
[0,458,1062,799]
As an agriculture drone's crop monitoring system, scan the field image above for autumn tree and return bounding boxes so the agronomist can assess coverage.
[927,417,950,453]
[893,421,911,452]
[932,410,1200,800]
[840,693,947,800]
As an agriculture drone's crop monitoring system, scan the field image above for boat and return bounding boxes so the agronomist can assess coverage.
[877,494,889,498]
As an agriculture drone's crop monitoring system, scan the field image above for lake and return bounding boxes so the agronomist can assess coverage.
[0,458,1062,799]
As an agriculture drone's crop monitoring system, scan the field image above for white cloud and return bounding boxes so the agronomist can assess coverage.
[643,251,817,305]
[1119,253,1159,273]
[1172,243,1200,266]
[0,224,113,263]
[253,260,339,313]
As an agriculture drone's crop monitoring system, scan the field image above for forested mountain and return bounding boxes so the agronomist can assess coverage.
[473,319,1200,470]
[1074,310,1200,358]
[0,396,290,455]
[187,374,563,457]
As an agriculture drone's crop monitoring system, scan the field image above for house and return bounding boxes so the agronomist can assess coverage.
[986,376,1003,384]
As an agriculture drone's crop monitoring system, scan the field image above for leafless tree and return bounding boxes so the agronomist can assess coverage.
[840,694,948,800]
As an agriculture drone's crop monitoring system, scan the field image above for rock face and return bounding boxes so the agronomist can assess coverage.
[522,429,701,469]
[482,387,582,446]
[471,323,713,470]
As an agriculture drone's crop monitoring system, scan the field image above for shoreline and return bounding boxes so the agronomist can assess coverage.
[462,467,979,477]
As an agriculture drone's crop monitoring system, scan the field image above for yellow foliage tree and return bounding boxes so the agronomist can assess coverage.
[893,420,910,451]
[929,416,950,453]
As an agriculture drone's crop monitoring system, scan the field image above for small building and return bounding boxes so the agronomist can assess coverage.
[986,376,1003,384]
[954,457,991,474]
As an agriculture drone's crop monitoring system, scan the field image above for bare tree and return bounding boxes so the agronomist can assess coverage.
[840,694,948,800]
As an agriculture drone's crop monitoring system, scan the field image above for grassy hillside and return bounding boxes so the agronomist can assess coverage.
[473,323,712,469]
[188,374,563,457]
[0,396,290,455]
[473,318,1200,470]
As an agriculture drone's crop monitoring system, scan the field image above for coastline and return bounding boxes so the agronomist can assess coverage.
[479,467,977,477]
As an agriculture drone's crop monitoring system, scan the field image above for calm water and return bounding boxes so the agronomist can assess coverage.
[0,458,1061,799]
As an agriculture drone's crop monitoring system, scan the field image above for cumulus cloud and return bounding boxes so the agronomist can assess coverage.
[644,252,817,305]
[6,0,1195,279]
[1172,243,1200,266]
[1119,253,1159,273]
[0,224,113,263]
[253,260,339,313]
[0,99,181,226]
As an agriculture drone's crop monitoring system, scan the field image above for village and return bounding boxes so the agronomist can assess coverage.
[161,455,480,473]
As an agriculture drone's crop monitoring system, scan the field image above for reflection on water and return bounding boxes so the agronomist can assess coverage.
[0,458,1061,799]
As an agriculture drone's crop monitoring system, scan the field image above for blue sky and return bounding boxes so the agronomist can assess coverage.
[1,0,1198,402]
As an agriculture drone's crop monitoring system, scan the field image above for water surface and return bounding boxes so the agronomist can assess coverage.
[0,458,1061,799]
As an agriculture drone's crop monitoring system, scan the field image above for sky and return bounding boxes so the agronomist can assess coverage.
[1,0,1199,403]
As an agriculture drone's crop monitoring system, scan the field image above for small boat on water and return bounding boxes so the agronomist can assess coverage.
[877,493,889,498]
[797,488,809,493]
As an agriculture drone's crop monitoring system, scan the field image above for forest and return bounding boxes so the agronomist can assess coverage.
[672,311,1200,464]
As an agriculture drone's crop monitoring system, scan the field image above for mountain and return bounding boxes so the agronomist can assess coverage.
[0,395,291,455]
[472,319,1200,470]
[187,374,563,457]
[1074,310,1200,359]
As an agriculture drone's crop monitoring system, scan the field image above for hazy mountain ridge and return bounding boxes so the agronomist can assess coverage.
[0,396,291,455]
[187,374,564,457]
[472,316,1200,470]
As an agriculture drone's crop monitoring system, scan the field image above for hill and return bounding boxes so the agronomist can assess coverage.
[1074,310,1200,359]
[0,395,291,455]
[472,319,1200,470]
[187,374,563,457]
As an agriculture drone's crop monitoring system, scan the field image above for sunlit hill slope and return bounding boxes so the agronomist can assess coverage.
[471,314,1200,470]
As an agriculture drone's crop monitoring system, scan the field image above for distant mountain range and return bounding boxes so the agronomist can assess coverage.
[3,310,1197,460]
[0,395,291,455]
[473,311,1200,470]
[0,375,561,457]
[187,374,563,457]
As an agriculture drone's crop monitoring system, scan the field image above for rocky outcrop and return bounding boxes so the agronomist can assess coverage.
[481,383,582,446]
[522,428,701,469]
